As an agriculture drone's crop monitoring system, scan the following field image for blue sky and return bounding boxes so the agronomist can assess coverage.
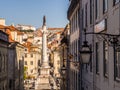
[0,0,69,28]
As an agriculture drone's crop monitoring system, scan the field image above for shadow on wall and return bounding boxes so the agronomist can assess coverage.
[8,42,24,90]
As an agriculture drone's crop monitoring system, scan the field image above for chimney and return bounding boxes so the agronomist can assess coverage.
[0,18,5,26]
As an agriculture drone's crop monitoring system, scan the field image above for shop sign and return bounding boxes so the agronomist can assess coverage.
[94,19,107,33]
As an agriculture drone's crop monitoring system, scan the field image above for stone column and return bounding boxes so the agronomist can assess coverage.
[42,16,49,68]
[37,16,51,90]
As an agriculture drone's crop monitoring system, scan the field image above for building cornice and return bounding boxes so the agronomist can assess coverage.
[67,0,79,20]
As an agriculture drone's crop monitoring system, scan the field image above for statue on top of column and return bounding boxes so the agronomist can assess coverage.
[43,15,46,26]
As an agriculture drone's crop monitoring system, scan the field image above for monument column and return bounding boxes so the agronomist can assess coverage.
[36,16,51,90]
[42,16,49,67]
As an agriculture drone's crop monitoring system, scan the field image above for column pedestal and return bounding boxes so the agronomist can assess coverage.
[37,66,51,90]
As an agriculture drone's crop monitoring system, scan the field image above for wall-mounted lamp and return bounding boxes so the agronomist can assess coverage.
[80,29,120,64]
[80,40,92,64]
[61,66,66,75]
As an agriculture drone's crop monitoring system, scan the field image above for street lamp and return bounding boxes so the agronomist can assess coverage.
[61,67,66,75]
[61,66,66,90]
[80,41,91,64]
[80,29,120,63]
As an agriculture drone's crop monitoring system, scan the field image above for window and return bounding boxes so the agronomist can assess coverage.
[4,55,6,72]
[89,44,92,72]
[70,21,72,34]
[25,61,27,65]
[82,9,84,30]
[74,13,76,30]
[74,15,75,31]
[96,42,99,74]
[76,11,78,29]
[115,48,120,80]
[31,54,33,58]
[71,19,73,34]
[103,41,108,77]
[85,3,88,27]
[25,53,27,58]
[78,9,80,27]
[9,79,12,88]
[103,0,108,14]
[2,54,4,71]
[5,54,7,72]
[90,0,92,24]
[95,0,98,19]
[30,61,33,65]
[38,60,40,66]
[25,49,27,51]
[57,61,60,65]
[31,70,33,73]
[113,0,119,6]
[76,40,78,61]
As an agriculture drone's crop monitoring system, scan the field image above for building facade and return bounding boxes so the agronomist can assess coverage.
[6,26,25,90]
[60,24,70,90]
[0,18,5,26]
[0,30,9,90]
[80,0,120,90]
[16,24,36,31]
[24,42,41,80]
[0,24,25,90]
[67,0,80,90]
[16,43,25,90]
[47,28,64,89]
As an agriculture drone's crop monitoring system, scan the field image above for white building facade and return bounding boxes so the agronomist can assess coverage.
[16,24,36,31]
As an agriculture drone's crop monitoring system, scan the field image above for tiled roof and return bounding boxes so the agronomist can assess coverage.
[7,25,24,35]
[0,25,23,42]
[55,31,62,34]
[17,31,24,35]
[23,41,33,52]
[47,28,64,31]
[0,25,13,42]
[6,25,18,31]
[34,29,42,37]
[5,28,14,42]
[0,25,5,29]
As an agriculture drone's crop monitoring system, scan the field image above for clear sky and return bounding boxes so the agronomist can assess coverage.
[0,0,69,28]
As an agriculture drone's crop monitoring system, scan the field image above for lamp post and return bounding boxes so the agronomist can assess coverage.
[61,66,66,90]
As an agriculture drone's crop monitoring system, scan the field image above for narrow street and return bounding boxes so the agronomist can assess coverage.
[1,0,120,90]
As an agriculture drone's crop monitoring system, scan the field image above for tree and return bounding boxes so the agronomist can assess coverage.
[24,66,28,80]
